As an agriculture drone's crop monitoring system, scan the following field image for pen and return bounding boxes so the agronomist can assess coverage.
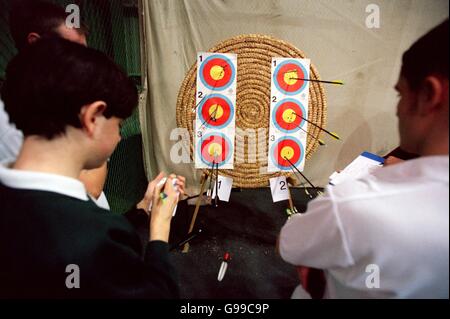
[217,252,231,282]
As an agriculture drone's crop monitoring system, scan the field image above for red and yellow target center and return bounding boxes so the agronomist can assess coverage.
[208,104,224,119]
[280,146,295,160]
[210,65,225,81]
[282,109,296,123]
[283,70,298,85]
[208,143,223,157]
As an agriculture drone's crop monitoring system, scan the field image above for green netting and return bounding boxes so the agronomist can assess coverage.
[105,106,148,214]
[55,0,142,87]
[0,0,146,214]
[0,1,16,83]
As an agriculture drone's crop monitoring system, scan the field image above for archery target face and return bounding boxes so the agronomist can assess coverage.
[199,54,236,91]
[197,132,233,167]
[195,52,236,169]
[272,98,307,133]
[197,94,234,129]
[273,60,308,95]
[270,136,305,171]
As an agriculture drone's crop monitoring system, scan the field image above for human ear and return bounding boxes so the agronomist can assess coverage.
[417,76,444,116]
[27,32,41,45]
[79,101,107,137]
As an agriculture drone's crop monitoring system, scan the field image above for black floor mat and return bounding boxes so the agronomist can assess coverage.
[162,187,316,299]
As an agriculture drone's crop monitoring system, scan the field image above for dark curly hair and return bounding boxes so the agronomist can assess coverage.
[401,19,448,91]
[1,37,138,139]
[9,0,88,51]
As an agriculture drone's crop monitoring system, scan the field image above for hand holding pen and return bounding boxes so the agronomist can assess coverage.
[149,174,185,242]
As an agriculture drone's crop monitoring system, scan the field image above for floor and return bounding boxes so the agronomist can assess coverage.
[162,187,318,299]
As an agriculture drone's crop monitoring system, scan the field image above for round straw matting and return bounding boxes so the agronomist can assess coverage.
[176,34,327,188]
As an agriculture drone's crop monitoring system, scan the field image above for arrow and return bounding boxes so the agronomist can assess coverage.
[292,112,340,140]
[289,77,344,85]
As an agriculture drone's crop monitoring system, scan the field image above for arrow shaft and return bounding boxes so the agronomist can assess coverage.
[289,77,343,85]
[296,123,323,144]
[293,112,337,138]
[284,156,318,190]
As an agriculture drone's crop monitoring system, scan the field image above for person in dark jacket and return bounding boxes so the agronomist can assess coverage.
[0,37,184,298]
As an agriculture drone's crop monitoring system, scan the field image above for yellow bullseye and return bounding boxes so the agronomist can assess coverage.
[280,146,294,160]
[282,109,296,123]
[210,65,225,81]
[208,143,223,157]
[284,70,298,85]
[209,104,224,119]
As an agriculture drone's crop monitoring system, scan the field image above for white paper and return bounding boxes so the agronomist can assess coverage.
[269,176,290,202]
[195,52,237,169]
[329,152,384,186]
[212,175,233,202]
[267,57,310,173]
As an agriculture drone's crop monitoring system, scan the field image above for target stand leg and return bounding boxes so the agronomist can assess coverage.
[182,173,208,253]
[288,186,295,212]
[286,184,298,217]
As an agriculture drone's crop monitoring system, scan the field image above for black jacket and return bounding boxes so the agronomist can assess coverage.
[0,183,179,299]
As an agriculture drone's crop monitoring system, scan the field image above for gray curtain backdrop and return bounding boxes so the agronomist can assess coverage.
[138,0,448,193]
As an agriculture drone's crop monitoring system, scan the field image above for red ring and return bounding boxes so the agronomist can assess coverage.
[275,63,305,93]
[202,58,233,89]
[201,135,229,164]
[200,96,231,127]
[274,138,301,168]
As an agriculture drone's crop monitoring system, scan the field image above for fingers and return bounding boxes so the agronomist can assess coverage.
[164,177,178,199]
[175,175,186,197]
[152,176,166,204]
[153,173,186,203]
[146,172,166,192]
[147,172,166,194]
[176,175,186,183]
[166,174,186,196]
[151,172,166,187]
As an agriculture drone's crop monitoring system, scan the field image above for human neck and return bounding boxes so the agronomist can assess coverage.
[419,130,449,157]
[13,135,85,179]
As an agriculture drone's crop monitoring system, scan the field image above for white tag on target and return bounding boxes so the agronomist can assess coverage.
[211,176,233,202]
[270,176,290,202]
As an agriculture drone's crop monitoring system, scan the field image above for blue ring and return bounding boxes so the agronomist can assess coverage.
[197,94,234,129]
[271,98,307,133]
[273,60,308,96]
[199,54,236,91]
[197,132,233,167]
[270,136,305,171]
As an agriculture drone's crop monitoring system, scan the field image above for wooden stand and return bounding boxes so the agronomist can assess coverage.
[182,173,208,253]
[287,188,295,212]
[287,178,296,212]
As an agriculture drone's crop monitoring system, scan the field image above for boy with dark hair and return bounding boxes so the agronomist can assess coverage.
[279,19,449,298]
[0,38,183,298]
[1,0,109,207]
[9,0,88,49]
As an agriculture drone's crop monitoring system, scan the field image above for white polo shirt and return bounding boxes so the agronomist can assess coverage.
[279,155,449,298]
[0,98,23,164]
[0,163,89,202]
[0,98,109,210]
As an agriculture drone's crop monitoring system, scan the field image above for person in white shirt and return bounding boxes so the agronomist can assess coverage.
[279,19,449,299]
[0,98,23,164]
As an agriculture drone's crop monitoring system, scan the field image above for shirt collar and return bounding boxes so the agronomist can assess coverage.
[0,164,88,201]
[378,155,449,183]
